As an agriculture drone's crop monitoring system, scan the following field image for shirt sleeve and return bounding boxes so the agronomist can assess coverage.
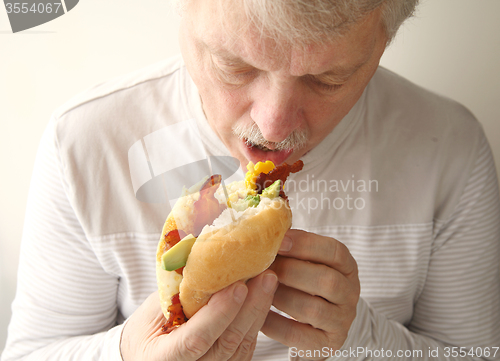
[328,131,500,360]
[1,118,125,361]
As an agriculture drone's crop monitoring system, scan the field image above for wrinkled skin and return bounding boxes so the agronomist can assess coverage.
[121,272,278,361]
[180,0,388,168]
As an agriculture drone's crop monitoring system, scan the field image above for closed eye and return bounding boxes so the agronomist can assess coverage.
[306,75,345,92]
[211,55,257,85]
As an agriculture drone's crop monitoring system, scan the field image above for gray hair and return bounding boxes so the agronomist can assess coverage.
[232,122,309,151]
[175,0,419,45]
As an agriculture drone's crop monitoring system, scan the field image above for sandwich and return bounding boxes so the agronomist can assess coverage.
[156,160,303,332]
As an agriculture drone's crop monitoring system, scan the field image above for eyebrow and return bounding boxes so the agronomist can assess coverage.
[208,43,367,79]
[209,46,250,66]
[314,60,367,80]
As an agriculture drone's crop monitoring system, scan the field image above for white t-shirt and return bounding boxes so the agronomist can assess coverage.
[2,55,499,361]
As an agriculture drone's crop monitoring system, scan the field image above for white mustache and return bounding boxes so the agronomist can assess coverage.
[232,123,309,151]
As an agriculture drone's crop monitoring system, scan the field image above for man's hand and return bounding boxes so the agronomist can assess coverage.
[263,229,360,360]
[121,270,278,361]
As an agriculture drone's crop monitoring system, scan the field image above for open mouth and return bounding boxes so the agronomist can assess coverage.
[232,123,308,165]
[242,138,293,165]
[245,140,275,152]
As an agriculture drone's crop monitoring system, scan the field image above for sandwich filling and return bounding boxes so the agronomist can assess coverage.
[158,160,303,333]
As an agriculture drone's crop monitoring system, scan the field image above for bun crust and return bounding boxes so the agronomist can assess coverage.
[156,161,303,326]
[179,197,292,318]
[156,215,184,320]
[156,190,199,320]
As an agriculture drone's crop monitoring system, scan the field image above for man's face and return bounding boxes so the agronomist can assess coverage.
[179,0,388,167]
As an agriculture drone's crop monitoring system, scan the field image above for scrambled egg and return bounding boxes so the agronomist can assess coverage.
[215,161,276,207]
[245,161,275,193]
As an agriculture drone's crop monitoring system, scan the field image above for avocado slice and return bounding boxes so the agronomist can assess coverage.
[244,195,260,207]
[161,234,197,271]
[232,194,261,211]
[262,180,281,199]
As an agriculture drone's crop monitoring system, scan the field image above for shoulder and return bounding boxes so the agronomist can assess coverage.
[49,54,192,172]
[45,55,192,236]
[367,66,485,167]
[369,67,481,140]
[365,67,490,221]
[51,54,191,148]
[53,55,185,121]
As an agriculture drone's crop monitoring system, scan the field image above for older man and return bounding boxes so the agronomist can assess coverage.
[3,0,499,360]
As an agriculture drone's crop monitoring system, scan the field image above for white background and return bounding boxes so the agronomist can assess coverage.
[1,0,499,353]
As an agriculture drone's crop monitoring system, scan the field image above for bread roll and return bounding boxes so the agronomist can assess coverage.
[156,180,203,321]
[156,160,302,331]
[180,196,291,318]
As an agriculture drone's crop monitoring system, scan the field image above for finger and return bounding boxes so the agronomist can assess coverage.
[121,291,168,360]
[135,291,169,334]
[261,310,342,353]
[165,282,248,360]
[270,256,356,305]
[201,271,278,361]
[279,229,357,277]
[228,271,278,361]
[272,283,349,331]
[229,339,257,361]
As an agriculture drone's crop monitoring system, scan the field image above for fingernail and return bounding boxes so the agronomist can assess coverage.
[262,273,278,294]
[233,284,247,304]
[279,236,292,252]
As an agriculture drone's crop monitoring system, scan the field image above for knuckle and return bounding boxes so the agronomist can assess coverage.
[217,328,245,355]
[237,336,256,356]
[275,256,293,281]
[334,304,357,333]
[333,243,347,264]
[327,237,339,256]
[338,242,357,275]
[181,332,212,359]
[284,323,303,346]
[340,316,353,333]
[316,268,337,295]
[347,303,358,323]
[345,278,361,306]
[349,286,361,304]
[302,298,323,322]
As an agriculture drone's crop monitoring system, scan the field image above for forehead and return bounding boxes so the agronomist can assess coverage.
[187,0,384,76]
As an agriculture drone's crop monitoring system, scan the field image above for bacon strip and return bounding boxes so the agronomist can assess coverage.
[255,160,304,199]
[162,229,187,251]
[193,175,225,236]
[161,175,225,333]
[161,293,187,333]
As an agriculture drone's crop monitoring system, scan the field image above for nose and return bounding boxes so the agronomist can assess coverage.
[249,76,303,143]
